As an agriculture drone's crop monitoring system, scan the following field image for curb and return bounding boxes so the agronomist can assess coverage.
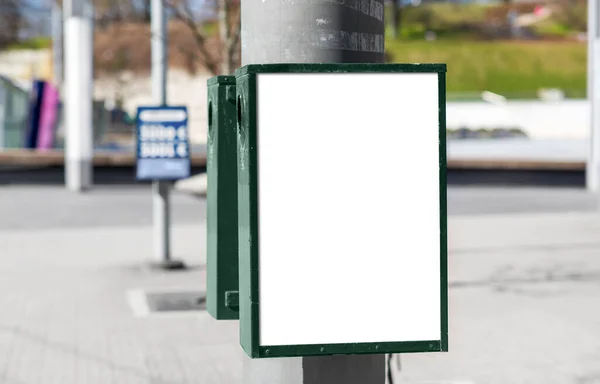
[174,173,207,196]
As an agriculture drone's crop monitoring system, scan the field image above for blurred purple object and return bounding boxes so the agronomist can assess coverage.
[25,80,45,149]
[37,82,60,151]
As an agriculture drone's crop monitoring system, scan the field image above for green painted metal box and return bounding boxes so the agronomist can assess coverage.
[235,63,448,359]
[206,75,239,320]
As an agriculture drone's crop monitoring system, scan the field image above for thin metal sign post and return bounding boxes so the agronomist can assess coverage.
[52,2,63,88]
[588,0,600,191]
[147,0,187,269]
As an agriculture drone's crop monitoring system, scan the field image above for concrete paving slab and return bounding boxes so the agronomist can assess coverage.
[0,186,598,383]
[396,211,600,384]
[0,222,242,384]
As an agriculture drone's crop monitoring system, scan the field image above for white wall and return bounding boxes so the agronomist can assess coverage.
[0,49,51,84]
[94,70,210,144]
[447,100,589,140]
[1,48,590,144]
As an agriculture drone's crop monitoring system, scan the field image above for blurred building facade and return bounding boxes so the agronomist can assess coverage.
[0,75,30,149]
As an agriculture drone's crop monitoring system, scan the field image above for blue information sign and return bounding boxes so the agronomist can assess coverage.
[136,106,191,180]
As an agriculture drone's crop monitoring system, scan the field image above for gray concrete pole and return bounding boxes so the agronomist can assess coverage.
[241,1,386,383]
[241,0,385,64]
[587,0,600,191]
[64,0,93,192]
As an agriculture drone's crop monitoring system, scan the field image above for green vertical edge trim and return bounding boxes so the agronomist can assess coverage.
[206,78,218,319]
[236,73,260,358]
[206,75,239,321]
[247,73,260,358]
[236,74,251,355]
[438,71,449,352]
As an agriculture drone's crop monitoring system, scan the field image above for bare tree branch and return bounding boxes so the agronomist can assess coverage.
[164,0,240,75]
[225,1,241,73]
[228,4,241,49]
[0,0,23,50]
[164,0,220,75]
[218,0,232,73]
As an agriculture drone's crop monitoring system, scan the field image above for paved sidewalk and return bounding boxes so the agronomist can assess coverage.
[0,223,243,384]
[0,187,599,383]
[397,212,600,384]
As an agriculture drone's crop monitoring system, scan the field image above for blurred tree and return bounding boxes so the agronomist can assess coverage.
[0,0,25,50]
[216,0,239,74]
[49,0,239,75]
[142,0,151,22]
[166,0,240,75]
[389,0,401,39]
[52,0,152,24]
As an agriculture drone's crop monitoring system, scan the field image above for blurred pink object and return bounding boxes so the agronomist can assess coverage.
[534,6,544,17]
[37,82,59,151]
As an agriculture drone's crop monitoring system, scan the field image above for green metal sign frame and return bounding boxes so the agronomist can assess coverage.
[235,63,448,359]
[206,75,240,320]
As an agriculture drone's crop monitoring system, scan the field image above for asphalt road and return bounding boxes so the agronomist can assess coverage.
[0,185,205,231]
[0,185,597,230]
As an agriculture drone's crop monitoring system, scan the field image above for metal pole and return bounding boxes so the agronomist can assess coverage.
[241,1,386,382]
[52,2,63,87]
[152,0,167,106]
[64,0,93,192]
[0,83,5,150]
[587,0,600,191]
[151,0,182,268]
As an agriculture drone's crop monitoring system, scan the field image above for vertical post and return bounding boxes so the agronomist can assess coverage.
[153,179,171,263]
[64,0,93,192]
[243,355,385,384]
[151,0,182,268]
[88,3,95,84]
[588,0,600,191]
[152,0,167,106]
[52,2,63,87]
[240,1,386,383]
[241,1,384,64]
[0,82,5,150]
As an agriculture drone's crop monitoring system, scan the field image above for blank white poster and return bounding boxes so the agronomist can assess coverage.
[256,72,442,346]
